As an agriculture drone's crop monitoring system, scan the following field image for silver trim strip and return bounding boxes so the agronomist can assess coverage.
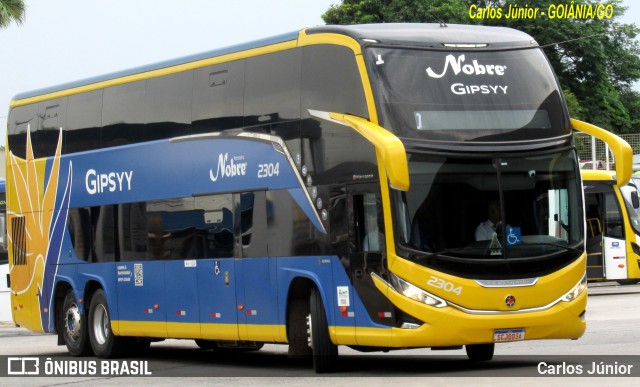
[475,278,539,288]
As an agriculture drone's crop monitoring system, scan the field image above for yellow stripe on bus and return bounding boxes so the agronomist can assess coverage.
[114,320,287,342]
[10,41,297,108]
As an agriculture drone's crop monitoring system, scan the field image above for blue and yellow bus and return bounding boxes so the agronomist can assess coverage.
[6,24,631,372]
[0,179,8,322]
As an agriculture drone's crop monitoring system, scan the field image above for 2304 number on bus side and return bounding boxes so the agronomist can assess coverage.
[427,275,462,295]
[258,162,279,178]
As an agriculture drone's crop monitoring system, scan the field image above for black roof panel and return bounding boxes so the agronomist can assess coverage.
[307,23,536,48]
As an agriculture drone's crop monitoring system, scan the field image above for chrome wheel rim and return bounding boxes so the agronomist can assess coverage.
[65,304,81,341]
[92,304,110,345]
[306,313,313,349]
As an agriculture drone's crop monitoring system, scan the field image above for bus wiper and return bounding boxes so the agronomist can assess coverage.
[410,243,582,262]
[419,246,498,260]
[510,243,583,255]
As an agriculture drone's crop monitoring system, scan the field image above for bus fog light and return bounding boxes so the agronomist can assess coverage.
[400,322,421,329]
[561,275,587,302]
[390,273,447,308]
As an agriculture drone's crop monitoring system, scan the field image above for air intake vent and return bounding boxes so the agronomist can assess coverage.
[11,216,27,266]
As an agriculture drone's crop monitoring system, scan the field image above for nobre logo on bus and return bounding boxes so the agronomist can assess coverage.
[209,153,247,182]
[85,169,133,195]
[426,54,507,79]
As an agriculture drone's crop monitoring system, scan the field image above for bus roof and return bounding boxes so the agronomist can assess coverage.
[11,23,536,104]
[12,31,299,103]
[307,23,536,48]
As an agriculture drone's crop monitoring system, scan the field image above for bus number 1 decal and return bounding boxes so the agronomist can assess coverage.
[427,275,462,295]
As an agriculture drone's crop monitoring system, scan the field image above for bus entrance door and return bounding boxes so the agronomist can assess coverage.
[584,184,627,281]
[346,184,396,340]
[234,192,275,342]
[603,236,628,280]
[197,193,239,341]
[198,258,238,340]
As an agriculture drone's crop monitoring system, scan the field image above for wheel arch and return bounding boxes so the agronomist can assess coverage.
[83,280,105,314]
[53,280,73,344]
[53,277,106,343]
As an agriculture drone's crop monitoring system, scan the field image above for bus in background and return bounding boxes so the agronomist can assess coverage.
[582,170,640,285]
[0,179,8,321]
[6,24,632,372]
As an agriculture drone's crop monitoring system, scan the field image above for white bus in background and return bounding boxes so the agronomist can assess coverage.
[583,171,640,285]
[0,179,9,321]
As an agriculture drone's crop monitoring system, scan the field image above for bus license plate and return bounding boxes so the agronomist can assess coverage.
[494,329,525,342]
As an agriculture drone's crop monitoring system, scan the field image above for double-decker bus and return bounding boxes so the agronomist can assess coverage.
[582,170,640,284]
[6,24,631,372]
[0,180,8,322]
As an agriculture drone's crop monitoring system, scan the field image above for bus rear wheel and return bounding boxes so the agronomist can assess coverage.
[465,343,495,361]
[309,288,338,373]
[61,290,92,356]
[88,289,128,358]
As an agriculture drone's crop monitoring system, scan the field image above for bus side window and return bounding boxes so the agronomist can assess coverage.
[585,195,602,237]
[68,208,92,261]
[238,191,267,258]
[120,202,148,261]
[195,194,234,259]
[604,191,624,239]
[353,193,384,253]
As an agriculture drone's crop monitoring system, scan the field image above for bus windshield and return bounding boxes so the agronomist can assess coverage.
[367,47,570,142]
[392,149,583,278]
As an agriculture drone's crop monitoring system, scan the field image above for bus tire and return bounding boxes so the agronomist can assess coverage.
[61,290,92,356]
[88,289,128,358]
[287,297,312,358]
[309,288,338,373]
[465,343,494,361]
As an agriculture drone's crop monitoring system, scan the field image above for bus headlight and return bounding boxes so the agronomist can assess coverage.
[561,275,587,302]
[389,273,447,308]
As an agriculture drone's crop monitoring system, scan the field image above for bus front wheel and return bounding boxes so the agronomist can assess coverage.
[309,288,338,373]
[61,290,92,356]
[88,289,128,358]
[465,343,495,361]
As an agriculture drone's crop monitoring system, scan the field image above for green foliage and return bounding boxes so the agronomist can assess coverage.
[479,0,640,133]
[0,0,25,28]
[322,0,469,24]
[563,88,585,120]
[322,0,640,134]
[621,90,640,132]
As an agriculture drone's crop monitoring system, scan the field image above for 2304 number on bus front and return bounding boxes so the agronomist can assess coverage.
[427,275,462,295]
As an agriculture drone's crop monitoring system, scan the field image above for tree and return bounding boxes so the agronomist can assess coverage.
[322,0,640,133]
[323,0,469,24]
[478,0,640,133]
[0,0,25,28]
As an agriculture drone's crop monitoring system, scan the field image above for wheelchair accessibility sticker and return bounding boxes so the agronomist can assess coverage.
[506,226,521,245]
[490,226,521,255]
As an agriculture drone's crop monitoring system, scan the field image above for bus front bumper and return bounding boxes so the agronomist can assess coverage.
[333,278,587,348]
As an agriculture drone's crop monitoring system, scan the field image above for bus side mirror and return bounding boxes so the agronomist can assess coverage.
[632,191,640,209]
